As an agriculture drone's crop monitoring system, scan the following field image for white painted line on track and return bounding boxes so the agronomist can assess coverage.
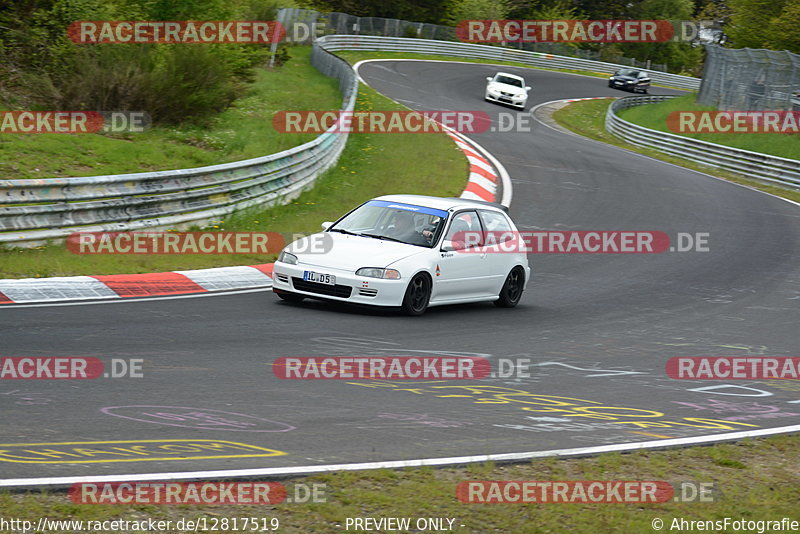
[2,424,798,488]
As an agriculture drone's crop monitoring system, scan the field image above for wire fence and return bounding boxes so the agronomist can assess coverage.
[698,44,800,111]
[279,8,669,73]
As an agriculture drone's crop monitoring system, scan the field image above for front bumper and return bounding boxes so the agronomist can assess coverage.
[272,261,409,307]
[609,80,644,91]
[485,91,527,108]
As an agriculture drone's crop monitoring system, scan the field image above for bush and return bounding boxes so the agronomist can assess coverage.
[0,0,280,125]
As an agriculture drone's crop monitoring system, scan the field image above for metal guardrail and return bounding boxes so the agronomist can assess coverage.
[318,35,701,91]
[605,95,800,189]
[0,42,358,246]
[0,34,703,246]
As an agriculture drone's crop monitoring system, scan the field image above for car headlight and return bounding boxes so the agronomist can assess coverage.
[356,267,401,279]
[278,251,298,265]
[609,76,615,80]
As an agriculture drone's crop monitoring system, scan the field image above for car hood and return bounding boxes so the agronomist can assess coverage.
[287,232,426,271]
[490,82,526,94]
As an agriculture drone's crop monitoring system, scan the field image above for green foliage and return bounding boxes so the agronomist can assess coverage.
[727,0,784,49]
[300,0,450,24]
[0,0,280,124]
[769,0,800,52]
[442,0,511,25]
[571,0,647,19]
[524,0,581,19]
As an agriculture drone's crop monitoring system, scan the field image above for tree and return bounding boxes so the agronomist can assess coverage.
[301,0,451,24]
[619,0,704,74]
[443,0,511,25]
[572,0,647,19]
[766,0,800,53]
[726,0,785,49]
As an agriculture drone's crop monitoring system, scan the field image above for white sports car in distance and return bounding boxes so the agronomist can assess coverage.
[272,195,531,315]
[485,72,531,109]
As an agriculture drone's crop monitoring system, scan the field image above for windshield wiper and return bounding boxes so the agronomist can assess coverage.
[358,233,405,243]
[329,228,359,236]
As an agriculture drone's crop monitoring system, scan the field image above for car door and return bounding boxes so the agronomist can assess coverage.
[477,209,517,292]
[432,210,495,301]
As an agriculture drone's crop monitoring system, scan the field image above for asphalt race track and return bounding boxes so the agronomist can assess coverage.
[1,61,798,484]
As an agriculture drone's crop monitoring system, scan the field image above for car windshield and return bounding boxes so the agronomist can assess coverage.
[616,69,640,77]
[495,75,523,87]
[329,200,449,248]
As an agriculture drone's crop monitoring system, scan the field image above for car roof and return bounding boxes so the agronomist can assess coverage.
[373,194,508,214]
[494,72,524,81]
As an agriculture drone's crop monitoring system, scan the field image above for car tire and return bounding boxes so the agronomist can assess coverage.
[400,273,431,316]
[275,290,304,303]
[641,88,648,94]
[494,267,525,308]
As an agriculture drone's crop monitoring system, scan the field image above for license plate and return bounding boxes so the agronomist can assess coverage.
[304,271,335,285]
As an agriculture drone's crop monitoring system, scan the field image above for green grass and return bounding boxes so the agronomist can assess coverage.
[335,50,684,90]
[0,47,340,180]
[0,83,467,277]
[551,98,800,204]
[617,94,800,161]
[1,434,797,533]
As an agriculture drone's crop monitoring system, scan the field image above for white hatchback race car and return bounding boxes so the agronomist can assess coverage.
[272,195,531,315]
[485,72,531,109]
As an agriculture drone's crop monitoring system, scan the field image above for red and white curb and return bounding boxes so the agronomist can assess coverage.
[0,264,274,305]
[447,131,499,203]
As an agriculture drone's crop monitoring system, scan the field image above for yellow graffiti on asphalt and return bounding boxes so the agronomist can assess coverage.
[346,382,759,431]
[0,439,286,463]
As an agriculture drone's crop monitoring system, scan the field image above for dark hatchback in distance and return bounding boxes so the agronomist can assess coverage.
[608,69,651,93]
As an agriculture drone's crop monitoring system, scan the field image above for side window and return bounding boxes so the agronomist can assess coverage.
[478,210,514,245]
[444,210,482,250]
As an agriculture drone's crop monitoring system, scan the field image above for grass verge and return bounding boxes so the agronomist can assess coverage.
[551,98,800,204]
[1,434,797,533]
[0,47,340,180]
[0,82,467,278]
[617,94,800,161]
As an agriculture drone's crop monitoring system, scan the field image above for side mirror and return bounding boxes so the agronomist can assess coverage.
[321,221,333,230]
[486,77,492,82]
[525,86,531,91]
[442,240,468,252]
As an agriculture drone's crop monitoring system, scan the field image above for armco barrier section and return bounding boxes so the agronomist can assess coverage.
[605,95,800,189]
[0,43,358,246]
[317,35,701,91]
